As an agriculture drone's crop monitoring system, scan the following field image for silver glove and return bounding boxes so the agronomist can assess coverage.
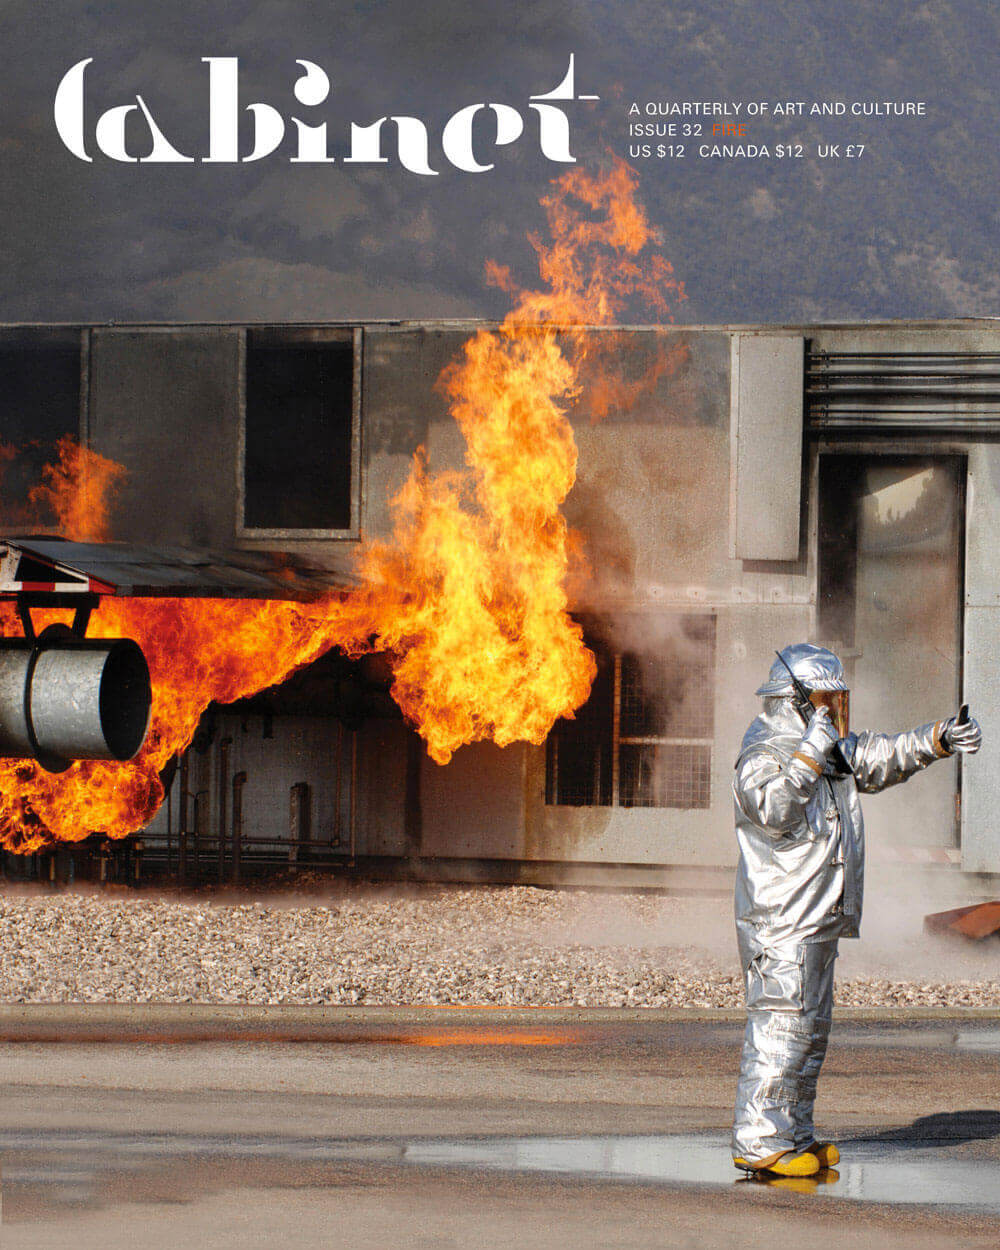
[801,704,838,758]
[942,713,982,754]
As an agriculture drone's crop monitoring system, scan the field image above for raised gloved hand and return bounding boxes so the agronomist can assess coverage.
[801,704,839,758]
[942,711,982,754]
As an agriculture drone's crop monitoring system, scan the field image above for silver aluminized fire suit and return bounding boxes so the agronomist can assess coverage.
[731,644,980,1166]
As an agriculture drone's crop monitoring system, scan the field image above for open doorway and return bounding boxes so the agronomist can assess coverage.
[817,454,965,847]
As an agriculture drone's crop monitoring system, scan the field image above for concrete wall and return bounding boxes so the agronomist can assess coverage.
[146,712,355,858]
[88,329,240,548]
[962,442,1000,872]
[730,333,804,561]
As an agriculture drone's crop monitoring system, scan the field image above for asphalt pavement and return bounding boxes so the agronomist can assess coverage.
[1,1008,999,1248]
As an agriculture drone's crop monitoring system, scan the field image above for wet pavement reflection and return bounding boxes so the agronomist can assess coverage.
[404,1133,1000,1208]
[835,1026,1000,1053]
[4,1127,1000,1221]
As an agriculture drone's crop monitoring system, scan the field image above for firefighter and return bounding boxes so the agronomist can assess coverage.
[731,643,981,1177]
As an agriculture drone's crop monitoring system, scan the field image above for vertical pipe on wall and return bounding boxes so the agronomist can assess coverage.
[165,776,173,873]
[218,737,232,883]
[289,782,311,863]
[333,721,343,848]
[349,729,358,862]
[232,771,247,885]
[611,653,622,808]
[193,789,209,877]
[178,752,189,886]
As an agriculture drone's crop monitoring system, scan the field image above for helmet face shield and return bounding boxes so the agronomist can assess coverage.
[810,689,849,738]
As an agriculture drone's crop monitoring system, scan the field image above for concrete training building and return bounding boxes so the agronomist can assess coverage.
[1,319,997,884]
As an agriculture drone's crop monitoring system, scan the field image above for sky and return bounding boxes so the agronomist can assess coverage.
[0,0,996,326]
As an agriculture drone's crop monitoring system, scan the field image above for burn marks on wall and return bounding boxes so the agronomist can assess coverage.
[545,613,715,810]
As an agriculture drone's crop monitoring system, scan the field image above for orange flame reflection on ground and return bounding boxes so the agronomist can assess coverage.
[0,159,683,852]
[388,1029,581,1047]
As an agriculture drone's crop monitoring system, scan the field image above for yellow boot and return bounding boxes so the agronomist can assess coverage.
[803,1140,840,1168]
[733,1148,821,1176]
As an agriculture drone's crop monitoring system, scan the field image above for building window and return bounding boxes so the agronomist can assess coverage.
[545,614,715,809]
[0,329,81,515]
[239,328,360,537]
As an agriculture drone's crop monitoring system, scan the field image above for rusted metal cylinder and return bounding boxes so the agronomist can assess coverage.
[0,629,151,773]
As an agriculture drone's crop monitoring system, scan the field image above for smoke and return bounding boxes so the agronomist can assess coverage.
[518,879,1000,989]
[521,890,736,972]
[839,868,1000,984]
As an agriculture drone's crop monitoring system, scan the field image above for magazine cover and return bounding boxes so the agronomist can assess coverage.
[1,3,998,1246]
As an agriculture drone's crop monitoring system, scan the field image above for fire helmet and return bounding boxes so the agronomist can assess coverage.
[756,644,849,736]
[755,643,848,697]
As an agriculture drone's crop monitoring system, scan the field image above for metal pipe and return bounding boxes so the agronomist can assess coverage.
[290,782,310,863]
[231,771,247,885]
[193,788,209,877]
[349,729,358,861]
[611,653,622,808]
[147,835,346,849]
[218,738,232,883]
[176,752,189,883]
[0,634,151,773]
[178,752,190,831]
[333,722,343,849]
[165,775,172,872]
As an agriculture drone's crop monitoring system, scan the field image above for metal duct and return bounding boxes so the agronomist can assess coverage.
[0,626,151,772]
[807,351,1000,430]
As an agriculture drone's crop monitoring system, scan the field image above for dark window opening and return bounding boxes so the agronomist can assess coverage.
[545,614,716,809]
[0,331,81,524]
[817,455,863,648]
[817,454,965,655]
[243,333,355,532]
[816,453,964,845]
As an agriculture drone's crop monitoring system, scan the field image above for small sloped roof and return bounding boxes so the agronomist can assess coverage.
[0,537,352,600]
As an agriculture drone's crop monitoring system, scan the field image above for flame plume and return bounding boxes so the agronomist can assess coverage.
[0,159,683,851]
[355,161,685,761]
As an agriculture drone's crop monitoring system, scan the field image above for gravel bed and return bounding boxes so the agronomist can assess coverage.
[0,882,998,1006]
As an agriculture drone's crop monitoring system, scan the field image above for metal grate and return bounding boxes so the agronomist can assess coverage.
[544,648,614,806]
[807,350,1000,430]
[619,743,712,809]
[546,614,715,809]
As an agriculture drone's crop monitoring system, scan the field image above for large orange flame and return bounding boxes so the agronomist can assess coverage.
[0,159,683,852]
[353,161,685,761]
